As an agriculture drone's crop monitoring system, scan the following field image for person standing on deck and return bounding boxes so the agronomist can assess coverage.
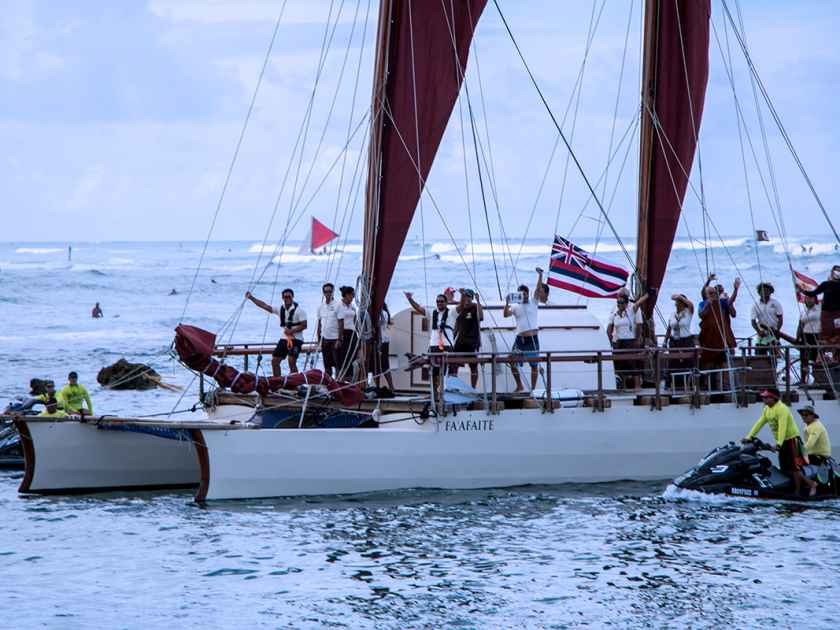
[60,371,93,416]
[606,291,648,390]
[503,268,547,392]
[797,265,840,362]
[367,303,395,392]
[406,291,456,395]
[698,278,741,389]
[743,387,816,497]
[316,283,340,377]
[454,289,483,388]
[335,286,358,379]
[796,293,822,383]
[798,405,831,466]
[751,282,783,357]
[245,289,307,377]
[91,302,103,318]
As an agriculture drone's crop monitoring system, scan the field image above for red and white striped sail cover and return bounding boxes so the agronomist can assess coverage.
[174,324,362,406]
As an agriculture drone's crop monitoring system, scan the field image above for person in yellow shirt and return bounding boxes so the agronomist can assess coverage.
[35,381,64,409]
[59,371,93,416]
[744,387,817,497]
[38,397,67,418]
[798,405,832,465]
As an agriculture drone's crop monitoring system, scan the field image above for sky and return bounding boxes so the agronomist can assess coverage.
[1,0,838,244]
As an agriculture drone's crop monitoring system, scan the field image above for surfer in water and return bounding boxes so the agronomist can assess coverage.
[91,302,103,318]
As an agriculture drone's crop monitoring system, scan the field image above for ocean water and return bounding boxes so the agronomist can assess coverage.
[2,237,840,628]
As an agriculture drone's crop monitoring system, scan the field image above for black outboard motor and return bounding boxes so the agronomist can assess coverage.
[674,440,785,494]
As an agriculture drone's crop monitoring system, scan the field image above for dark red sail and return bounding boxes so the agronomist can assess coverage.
[637,0,711,310]
[365,0,487,315]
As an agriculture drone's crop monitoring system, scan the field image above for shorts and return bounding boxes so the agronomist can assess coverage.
[801,332,819,365]
[513,334,539,365]
[428,345,455,377]
[273,337,303,359]
[778,437,807,472]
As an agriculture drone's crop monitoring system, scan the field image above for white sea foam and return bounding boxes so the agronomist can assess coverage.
[248,243,299,254]
[15,247,64,254]
[775,241,839,257]
[271,253,341,264]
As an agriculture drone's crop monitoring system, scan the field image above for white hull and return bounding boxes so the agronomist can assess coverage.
[18,420,200,493]
[198,398,840,501]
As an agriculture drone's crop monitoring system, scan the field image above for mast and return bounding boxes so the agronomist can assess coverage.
[360,1,487,327]
[636,0,659,302]
[635,0,711,316]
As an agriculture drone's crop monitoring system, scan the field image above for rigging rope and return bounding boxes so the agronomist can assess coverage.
[721,0,840,245]
[179,1,288,322]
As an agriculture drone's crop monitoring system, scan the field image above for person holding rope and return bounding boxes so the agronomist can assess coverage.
[245,289,307,377]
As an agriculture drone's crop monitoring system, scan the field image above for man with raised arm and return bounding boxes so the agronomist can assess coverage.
[245,289,307,377]
[405,291,456,396]
[503,268,546,392]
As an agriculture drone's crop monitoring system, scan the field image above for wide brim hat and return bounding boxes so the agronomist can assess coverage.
[797,405,820,418]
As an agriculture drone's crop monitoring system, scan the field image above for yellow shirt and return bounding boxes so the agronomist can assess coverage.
[59,384,93,415]
[746,402,799,446]
[36,392,65,408]
[804,420,832,458]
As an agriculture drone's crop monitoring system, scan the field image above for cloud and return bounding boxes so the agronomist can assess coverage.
[148,0,356,25]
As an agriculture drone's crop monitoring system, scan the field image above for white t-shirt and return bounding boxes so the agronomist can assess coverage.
[668,309,693,339]
[317,301,339,340]
[801,303,822,335]
[751,298,783,330]
[609,308,641,342]
[335,301,356,332]
[426,306,455,347]
[510,300,539,335]
[271,303,307,341]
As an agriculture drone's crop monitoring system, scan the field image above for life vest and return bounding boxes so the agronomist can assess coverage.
[432,308,453,346]
[279,302,299,329]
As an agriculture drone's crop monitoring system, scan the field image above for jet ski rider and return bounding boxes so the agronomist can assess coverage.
[743,387,818,497]
[798,405,832,466]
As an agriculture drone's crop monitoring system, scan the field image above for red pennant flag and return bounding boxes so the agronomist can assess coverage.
[311,217,339,252]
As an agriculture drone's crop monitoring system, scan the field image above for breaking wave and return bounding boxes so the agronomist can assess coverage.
[15,247,64,254]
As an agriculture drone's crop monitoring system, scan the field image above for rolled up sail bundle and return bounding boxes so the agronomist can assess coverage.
[174,325,362,406]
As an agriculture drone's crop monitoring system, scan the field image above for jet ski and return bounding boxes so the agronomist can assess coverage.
[0,397,40,469]
[673,439,840,501]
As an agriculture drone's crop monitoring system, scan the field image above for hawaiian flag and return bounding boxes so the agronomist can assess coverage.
[793,269,818,303]
[547,236,629,298]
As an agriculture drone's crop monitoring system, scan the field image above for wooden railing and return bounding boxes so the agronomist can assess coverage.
[206,340,837,414]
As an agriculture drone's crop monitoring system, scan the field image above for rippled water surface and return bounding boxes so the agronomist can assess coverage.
[3,240,840,627]
[3,472,839,628]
